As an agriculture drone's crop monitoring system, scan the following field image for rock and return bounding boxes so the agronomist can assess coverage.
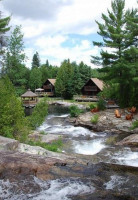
[0,136,19,151]
[0,150,138,199]
[29,131,62,143]
[76,110,138,134]
[116,134,138,147]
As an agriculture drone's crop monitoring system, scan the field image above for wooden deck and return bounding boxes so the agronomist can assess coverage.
[74,96,99,102]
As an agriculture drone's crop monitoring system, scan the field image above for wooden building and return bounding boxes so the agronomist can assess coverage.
[42,79,56,97]
[35,88,44,97]
[21,89,38,107]
[81,78,104,97]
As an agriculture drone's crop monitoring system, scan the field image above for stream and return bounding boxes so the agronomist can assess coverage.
[0,105,138,200]
[38,106,138,167]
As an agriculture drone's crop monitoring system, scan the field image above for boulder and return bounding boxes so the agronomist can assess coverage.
[116,134,138,147]
[0,136,19,151]
[75,110,138,134]
[29,131,62,143]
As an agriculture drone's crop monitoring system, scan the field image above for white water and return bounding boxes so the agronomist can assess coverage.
[104,175,128,190]
[0,178,95,200]
[112,147,138,167]
[38,113,138,167]
[73,139,106,155]
[38,114,96,138]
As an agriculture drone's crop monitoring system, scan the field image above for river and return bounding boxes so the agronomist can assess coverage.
[0,105,138,200]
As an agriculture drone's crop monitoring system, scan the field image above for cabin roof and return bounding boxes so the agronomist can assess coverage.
[21,89,37,97]
[90,78,104,91]
[47,79,56,86]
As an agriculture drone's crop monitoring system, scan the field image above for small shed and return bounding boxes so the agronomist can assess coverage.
[21,89,38,107]
[42,79,56,97]
[81,78,104,96]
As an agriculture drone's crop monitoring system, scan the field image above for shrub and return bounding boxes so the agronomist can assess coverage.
[0,76,29,141]
[91,114,99,124]
[27,138,63,152]
[130,120,138,130]
[69,105,83,117]
[97,98,106,110]
[89,103,97,110]
[28,97,48,129]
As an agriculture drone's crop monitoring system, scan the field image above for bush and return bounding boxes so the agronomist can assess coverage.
[89,103,97,110]
[130,120,138,130]
[97,98,106,110]
[28,97,48,129]
[91,114,99,124]
[69,105,83,117]
[0,76,29,141]
[28,138,63,152]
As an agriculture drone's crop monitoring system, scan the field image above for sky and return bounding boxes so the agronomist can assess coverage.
[1,0,137,68]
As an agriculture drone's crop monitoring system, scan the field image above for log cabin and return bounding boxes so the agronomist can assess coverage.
[81,78,104,97]
[42,79,56,97]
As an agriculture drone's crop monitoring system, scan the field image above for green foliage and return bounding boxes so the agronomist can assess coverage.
[32,51,40,68]
[28,97,48,129]
[2,25,29,94]
[130,120,138,130]
[28,138,63,152]
[0,76,29,140]
[89,103,97,110]
[91,0,138,108]
[55,59,74,99]
[91,114,99,124]
[97,98,106,110]
[0,14,10,55]
[29,67,42,91]
[69,105,83,117]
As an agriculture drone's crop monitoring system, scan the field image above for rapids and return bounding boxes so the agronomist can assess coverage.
[38,106,138,167]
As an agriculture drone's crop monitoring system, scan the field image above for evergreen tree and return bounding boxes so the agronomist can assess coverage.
[0,76,28,140]
[0,7,10,56]
[79,61,91,84]
[29,67,42,91]
[32,51,40,68]
[3,25,28,95]
[55,59,74,99]
[91,0,138,107]
[72,63,83,94]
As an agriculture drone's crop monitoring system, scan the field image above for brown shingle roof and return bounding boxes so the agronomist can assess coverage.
[48,79,56,86]
[91,78,104,91]
[21,89,37,97]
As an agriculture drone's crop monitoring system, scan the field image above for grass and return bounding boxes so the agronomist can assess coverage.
[27,138,63,152]
[91,114,99,124]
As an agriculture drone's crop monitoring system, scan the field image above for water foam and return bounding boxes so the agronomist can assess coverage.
[104,175,128,190]
[0,178,95,200]
[112,148,138,167]
[74,139,106,155]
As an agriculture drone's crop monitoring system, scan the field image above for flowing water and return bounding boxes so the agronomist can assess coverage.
[38,106,138,167]
[1,105,138,199]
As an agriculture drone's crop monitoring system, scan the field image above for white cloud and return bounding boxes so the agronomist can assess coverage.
[1,0,137,68]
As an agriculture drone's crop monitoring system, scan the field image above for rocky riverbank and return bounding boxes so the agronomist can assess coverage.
[0,138,138,200]
[72,109,138,135]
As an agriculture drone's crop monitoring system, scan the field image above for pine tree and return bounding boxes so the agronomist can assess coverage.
[91,0,138,107]
[0,10,10,55]
[32,51,40,68]
[55,59,74,99]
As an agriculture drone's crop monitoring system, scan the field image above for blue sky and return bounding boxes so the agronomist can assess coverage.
[1,0,137,68]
